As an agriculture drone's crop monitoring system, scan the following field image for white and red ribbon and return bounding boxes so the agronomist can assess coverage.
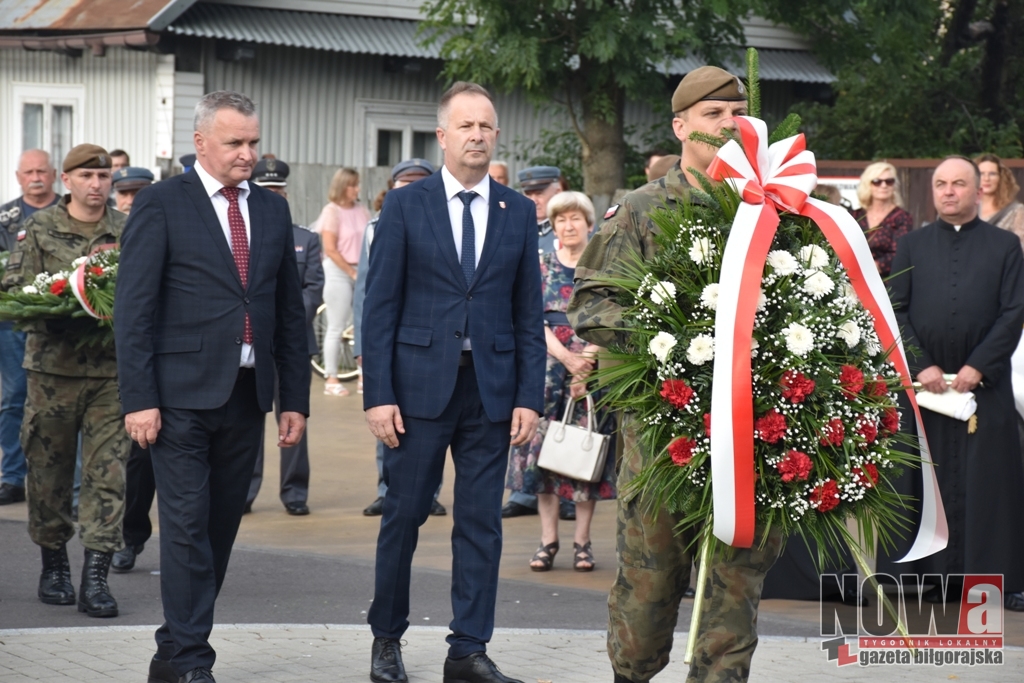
[70,244,115,320]
[705,117,947,562]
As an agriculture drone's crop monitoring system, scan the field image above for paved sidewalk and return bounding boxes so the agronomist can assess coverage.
[0,624,1020,683]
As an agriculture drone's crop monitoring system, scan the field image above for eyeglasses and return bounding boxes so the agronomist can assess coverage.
[870,178,896,187]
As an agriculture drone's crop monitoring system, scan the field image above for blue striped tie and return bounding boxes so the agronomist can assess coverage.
[457,190,477,286]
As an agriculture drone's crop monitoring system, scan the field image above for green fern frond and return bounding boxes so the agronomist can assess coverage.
[687,131,725,149]
[745,48,761,119]
[769,113,803,144]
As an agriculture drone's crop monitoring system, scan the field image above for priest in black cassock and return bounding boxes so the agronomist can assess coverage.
[879,156,1024,611]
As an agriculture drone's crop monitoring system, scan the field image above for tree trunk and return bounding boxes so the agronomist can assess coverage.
[940,0,979,67]
[579,85,626,217]
[980,0,1009,120]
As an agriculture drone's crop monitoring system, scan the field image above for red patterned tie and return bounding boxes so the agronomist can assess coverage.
[219,186,253,344]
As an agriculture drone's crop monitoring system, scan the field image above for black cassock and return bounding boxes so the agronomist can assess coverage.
[877,217,1024,592]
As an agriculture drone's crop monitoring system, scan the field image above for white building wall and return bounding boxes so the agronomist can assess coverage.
[0,47,160,201]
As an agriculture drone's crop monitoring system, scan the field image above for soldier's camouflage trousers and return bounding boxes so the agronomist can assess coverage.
[608,418,783,683]
[22,371,130,552]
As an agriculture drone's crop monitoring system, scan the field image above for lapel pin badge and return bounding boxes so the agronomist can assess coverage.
[499,201,506,209]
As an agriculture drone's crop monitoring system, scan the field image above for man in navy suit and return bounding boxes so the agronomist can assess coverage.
[362,82,546,683]
[114,91,310,683]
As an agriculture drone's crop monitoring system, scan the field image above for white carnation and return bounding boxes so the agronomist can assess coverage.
[700,283,720,310]
[21,285,38,295]
[783,322,815,356]
[689,238,715,265]
[649,281,677,306]
[649,332,678,364]
[837,320,861,348]
[799,244,830,269]
[686,334,715,365]
[766,250,799,276]
[802,271,835,299]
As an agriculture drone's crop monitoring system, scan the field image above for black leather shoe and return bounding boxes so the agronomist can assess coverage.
[371,637,407,683]
[613,675,638,683]
[501,501,537,518]
[78,549,118,617]
[112,543,144,573]
[683,586,696,599]
[178,668,215,683]
[39,544,76,605]
[559,499,576,521]
[364,497,385,516]
[285,502,310,516]
[430,500,447,516]
[443,652,523,683]
[148,656,177,683]
[1005,591,1024,612]
[0,482,26,505]
[243,501,253,514]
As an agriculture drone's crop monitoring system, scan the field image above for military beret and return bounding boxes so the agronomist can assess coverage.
[672,66,746,113]
[63,144,112,173]
[179,153,196,171]
[648,154,681,181]
[518,165,561,191]
[112,166,155,191]
[391,158,435,182]
[252,158,290,187]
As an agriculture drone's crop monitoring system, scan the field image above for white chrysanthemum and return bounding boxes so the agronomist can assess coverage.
[756,288,768,311]
[21,285,38,295]
[650,281,677,306]
[837,320,861,348]
[799,244,829,269]
[700,283,719,310]
[864,331,881,356]
[649,332,678,363]
[766,250,799,275]
[802,271,835,299]
[841,282,858,302]
[783,322,815,356]
[689,238,714,265]
[686,334,715,365]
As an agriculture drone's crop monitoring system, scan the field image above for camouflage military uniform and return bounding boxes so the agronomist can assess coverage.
[568,164,783,683]
[2,197,129,553]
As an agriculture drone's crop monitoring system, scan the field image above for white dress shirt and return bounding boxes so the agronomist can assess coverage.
[441,166,490,350]
[193,160,256,367]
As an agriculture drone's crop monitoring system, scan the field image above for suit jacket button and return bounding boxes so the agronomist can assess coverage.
[244,297,250,304]
[454,331,462,338]
[235,337,242,345]
[466,295,472,301]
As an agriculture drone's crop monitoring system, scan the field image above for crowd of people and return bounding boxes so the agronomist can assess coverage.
[0,65,1022,683]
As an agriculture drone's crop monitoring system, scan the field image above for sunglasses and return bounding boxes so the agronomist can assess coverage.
[871,178,896,187]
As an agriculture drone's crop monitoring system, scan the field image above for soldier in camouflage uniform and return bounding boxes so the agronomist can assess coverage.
[568,68,784,683]
[2,144,130,618]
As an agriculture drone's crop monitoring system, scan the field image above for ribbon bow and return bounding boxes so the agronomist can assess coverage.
[704,117,947,563]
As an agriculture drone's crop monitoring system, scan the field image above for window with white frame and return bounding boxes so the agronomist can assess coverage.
[12,83,85,195]
[357,100,442,169]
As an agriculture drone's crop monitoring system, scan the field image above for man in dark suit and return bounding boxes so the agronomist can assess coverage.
[245,156,324,516]
[114,91,310,683]
[362,82,546,683]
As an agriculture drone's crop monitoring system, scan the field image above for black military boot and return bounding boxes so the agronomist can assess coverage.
[38,544,76,605]
[78,549,118,617]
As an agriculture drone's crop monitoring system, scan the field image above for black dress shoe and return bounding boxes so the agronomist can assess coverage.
[923,587,961,604]
[1005,591,1024,612]
[285,502,310,516]
[112,544,144,573]
[364,497,385,516]
[78,549,118,617]
[0,482,26,505]
[444,652,523,683]
[559,499,576,521]
[371,637,407,683]
[243,501,253,514]
[148,656,177,683]
[613,674,638,683]
[683,586,696,599]
[501,501,537,518]
[39,544,76,605]
[430,500,447,516]
[178,668,214,683]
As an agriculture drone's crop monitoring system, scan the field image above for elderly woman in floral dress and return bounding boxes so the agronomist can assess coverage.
[505,191,616,572]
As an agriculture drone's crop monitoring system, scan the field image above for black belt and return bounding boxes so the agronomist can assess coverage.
[459,351,474,367]
[544,311,570,326]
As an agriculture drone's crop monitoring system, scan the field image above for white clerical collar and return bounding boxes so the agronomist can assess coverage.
[194,159,250,200]
[441,166,490,203]
[954,224,961,232]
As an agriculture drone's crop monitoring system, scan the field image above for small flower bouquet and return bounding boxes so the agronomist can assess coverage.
[0,247,118,347]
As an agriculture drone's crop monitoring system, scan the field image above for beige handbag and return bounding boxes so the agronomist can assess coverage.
[537,394,610,483]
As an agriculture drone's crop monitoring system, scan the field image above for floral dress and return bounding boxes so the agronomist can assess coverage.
[851,206,913,277]
[505,252,617,502]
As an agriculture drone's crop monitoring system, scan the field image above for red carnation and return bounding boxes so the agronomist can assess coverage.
[853,463,880,488]
[867,375,888,397]
[881,407,900,436]
[755,409,787,443]
[839,365,865,399]
[810,480,841,512]
[89,266,104,276]
[49,279,68,296]
[777,449,814,483]
[780,370,816,404]
[703,413,712,438]
[819,418,845,447]
[857,418,878,444]
[660,379,695,409]
[668,436,696,466]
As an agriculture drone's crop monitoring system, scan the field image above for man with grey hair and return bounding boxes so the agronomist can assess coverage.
[115,90,310,683]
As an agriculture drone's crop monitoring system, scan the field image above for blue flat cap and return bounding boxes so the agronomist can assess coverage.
[112,166,155,191]
[252,158,290,186]
[518,165,561,191]
[391,158,435,182]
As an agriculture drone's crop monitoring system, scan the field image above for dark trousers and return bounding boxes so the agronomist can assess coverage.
[247,372,310,506]
[122,442,157,547]
[150,369,263,675]
[368,364,511,659]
